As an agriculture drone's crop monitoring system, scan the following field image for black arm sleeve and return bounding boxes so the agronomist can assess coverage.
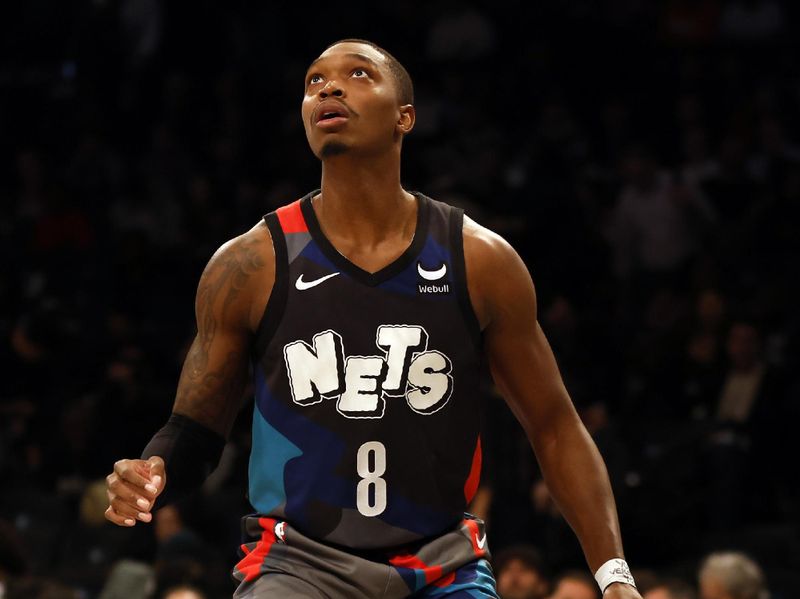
[141,413,226,508]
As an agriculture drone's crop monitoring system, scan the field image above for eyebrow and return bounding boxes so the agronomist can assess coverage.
[306,52,382,75]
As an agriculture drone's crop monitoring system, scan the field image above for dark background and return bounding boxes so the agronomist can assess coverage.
[1,1,799,598]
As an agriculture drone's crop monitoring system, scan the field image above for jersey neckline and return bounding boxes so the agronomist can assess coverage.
[299,190,430,287]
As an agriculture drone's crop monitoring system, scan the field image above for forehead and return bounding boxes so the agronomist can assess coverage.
[308,42,388,71]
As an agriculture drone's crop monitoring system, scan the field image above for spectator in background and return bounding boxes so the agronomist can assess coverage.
[645,578,697,599]
[547,570,600,599]
[605,143,715,294]
[704,318,789,529]
[97,559,155,599]
[53,480,143,596]
[493,544,550,599]
[698,552,769,599]
[152,502,225,598]
[679,289,729,420]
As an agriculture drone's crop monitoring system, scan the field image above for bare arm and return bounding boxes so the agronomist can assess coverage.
[174,224,274,434]
[464,217,639,596]
[105,222,274,526]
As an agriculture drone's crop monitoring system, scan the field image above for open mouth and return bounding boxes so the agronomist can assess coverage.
[314,100,351,125]
[319,110,345,121]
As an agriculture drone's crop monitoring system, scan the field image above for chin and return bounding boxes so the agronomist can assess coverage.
[320,140,349,158]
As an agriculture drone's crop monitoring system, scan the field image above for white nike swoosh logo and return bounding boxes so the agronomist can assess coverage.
[417,262,447,281]
[295,272,340,290]
[476,532,487,550]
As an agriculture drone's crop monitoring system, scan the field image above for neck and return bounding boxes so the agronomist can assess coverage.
[315,149,415,244]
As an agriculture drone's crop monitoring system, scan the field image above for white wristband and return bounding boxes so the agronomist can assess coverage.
[594,558,636,593]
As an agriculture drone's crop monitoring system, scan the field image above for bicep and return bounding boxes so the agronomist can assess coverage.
[477,239,577,443]
[173,229,272,436]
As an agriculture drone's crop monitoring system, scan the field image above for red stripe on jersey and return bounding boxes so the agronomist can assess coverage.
[463,435,482,503]
[276,200,308,233]
[433,570,457,588]
[235,517,278,582]
[389,553,453,586]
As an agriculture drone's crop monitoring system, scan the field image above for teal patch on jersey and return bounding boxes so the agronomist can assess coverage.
[249,407,304,514]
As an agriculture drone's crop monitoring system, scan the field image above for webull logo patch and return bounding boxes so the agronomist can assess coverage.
[417,282,450,294]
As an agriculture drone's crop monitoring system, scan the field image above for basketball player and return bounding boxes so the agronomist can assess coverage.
[104,39,641,598]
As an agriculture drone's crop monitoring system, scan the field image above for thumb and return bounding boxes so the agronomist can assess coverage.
[146,456,166,494]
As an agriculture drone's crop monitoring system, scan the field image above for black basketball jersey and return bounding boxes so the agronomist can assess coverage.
[246,190,484,550]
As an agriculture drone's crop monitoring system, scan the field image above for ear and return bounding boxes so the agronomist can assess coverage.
[396,104,415,135]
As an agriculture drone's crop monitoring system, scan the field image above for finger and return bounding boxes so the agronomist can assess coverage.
[114,459,154,490]
[107,472,158,504]
[109,496,153,523]
[145,456,166,496]
[106,476,156,509]
[104,505,136,527]
[146,455,165,475]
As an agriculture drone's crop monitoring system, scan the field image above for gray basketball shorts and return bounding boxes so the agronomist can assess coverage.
[232,515,498,598]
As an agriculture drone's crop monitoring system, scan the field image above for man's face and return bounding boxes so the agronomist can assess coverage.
[549,579,597,599]
[497,558,548,599]
[301,42,411,159]
[700,576,733,599]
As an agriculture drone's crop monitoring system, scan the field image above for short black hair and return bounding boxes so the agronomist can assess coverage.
[492,544,547,578]
[324,38,414,105]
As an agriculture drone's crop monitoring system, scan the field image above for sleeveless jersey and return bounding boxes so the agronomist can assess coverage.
[246,190,484,550]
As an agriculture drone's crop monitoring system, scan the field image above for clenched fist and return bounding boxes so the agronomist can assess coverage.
[105,456,166,526]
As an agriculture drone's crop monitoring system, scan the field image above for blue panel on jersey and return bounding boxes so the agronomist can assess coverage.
[415,559,498,598]
[249,381,303,515]
[253,367,351,527]
[378,235,453,297]
[392,567,427,593]
[299,240,340,272]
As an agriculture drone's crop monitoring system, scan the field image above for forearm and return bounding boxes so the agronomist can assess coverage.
[146,331,249,507]
[173,332,249,437]
[533,413,624,572]
[142,413,226,507]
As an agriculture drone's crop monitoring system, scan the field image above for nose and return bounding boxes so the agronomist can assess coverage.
[319,80,344,99]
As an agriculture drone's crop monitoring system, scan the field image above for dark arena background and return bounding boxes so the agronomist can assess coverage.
[2,2,799,598]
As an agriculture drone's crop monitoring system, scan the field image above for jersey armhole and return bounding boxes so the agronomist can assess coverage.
[252,212,289,362]
[450,208,483,353]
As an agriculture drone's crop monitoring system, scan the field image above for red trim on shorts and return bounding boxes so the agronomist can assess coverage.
[463,518,489,558]
[276,200,308,233]
[463,435,482,503]
[235,517,278,582]
[389,553,456,587]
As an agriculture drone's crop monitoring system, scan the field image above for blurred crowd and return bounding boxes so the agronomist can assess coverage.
[1,1,799,597]
[492,545,772,599]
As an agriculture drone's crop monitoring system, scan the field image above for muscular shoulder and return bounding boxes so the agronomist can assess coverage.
[462,215,537,329]
[196,220,275,333]
[462,215,518,269]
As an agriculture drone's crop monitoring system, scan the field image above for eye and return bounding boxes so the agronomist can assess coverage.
[352,68,369,78]
[308,74,323,85]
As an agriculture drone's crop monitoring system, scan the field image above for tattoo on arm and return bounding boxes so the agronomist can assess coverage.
[175,237,266,432]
